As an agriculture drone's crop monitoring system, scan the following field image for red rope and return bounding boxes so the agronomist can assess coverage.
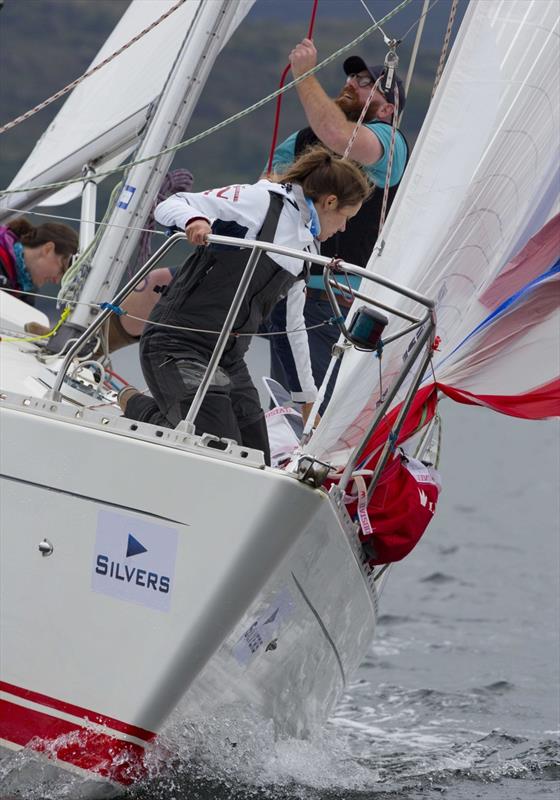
[105,367,130,387]
[265,0,319,175]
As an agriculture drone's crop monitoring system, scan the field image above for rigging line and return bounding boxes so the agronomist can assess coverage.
[40,337,100,364]
[105,367,130,387]
[0,287,335,338]
[0,323,51,340]
[361,0,442,50]
[70,359,106,388]
[0,286,100,309]
[0,0,414,198]
[86,386,151,411]
[342,74,386,159]
[378,88,400,231]
[0,205,167,238]
[330,271,356,303]
[0,0,187,135]
[399,0,441,44]
[0,307,71,344]
[125,314,335,337]
[357,0,395,44]
[58,179,124,301]
[401,0,431,120]
[432,0,460,98]
[346,0,435,227]
[353,0,442,228]
[343,75,398,229]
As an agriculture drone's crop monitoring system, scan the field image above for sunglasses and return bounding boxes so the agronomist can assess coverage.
[345,72,376,89]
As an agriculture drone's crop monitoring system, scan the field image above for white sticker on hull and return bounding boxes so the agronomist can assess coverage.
[92,510,178,612]
[232,587,295,666]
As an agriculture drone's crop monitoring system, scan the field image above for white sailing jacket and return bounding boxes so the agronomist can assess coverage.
[155,180,319,402]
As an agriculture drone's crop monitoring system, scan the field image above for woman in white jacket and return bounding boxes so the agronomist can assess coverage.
[121,146,369,464]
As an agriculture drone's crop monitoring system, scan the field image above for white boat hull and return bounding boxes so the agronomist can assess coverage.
[180,494,376,739]
[0,391,376,792]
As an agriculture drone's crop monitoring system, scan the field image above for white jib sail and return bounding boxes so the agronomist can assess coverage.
[307,0,560,464]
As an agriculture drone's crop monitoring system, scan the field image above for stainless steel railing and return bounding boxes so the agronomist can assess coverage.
[48,232,187,401]
[47,232,436,492]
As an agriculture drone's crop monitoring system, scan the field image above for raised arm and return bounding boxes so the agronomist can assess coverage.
[290,39,383,165]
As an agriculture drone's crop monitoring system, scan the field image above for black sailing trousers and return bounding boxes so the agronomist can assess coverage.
[125,340,271,465]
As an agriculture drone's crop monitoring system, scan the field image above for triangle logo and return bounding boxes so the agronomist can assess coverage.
[126,534,147,558]
[264,608,279,626]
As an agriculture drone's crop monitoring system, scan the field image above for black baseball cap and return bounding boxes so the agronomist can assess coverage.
[343,56,406,110]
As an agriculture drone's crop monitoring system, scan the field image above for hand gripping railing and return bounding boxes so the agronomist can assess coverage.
[48,233,436,481]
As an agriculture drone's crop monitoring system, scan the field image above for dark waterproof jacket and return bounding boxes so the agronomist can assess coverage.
[143,193,303,367]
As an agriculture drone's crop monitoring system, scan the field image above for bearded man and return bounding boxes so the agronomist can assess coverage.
[268,40,409,410]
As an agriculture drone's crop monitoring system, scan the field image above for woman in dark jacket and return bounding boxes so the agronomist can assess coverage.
[121,147,370,463]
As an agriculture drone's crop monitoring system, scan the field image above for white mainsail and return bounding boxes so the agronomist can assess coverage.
[307,0,560,462]
[0,0,253,212]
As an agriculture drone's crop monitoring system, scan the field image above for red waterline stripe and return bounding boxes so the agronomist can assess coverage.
[0,699,146,786]
[0,681,155,742]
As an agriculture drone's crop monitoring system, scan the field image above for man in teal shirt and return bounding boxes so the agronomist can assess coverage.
[269,41,408,410]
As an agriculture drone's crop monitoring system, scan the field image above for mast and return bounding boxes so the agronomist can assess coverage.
[69,0,251,330]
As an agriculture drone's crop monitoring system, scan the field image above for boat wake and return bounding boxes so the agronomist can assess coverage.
[2,677,557,800]
[126,702,560,800]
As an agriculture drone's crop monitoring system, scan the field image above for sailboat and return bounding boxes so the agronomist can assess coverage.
[0,0,558,796]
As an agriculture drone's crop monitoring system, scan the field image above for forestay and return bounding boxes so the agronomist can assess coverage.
[307,0,559,464]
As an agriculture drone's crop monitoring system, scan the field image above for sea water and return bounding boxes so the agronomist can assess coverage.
[1,399,558,800]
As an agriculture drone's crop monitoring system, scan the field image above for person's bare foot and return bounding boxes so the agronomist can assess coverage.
[117,386,140,413]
